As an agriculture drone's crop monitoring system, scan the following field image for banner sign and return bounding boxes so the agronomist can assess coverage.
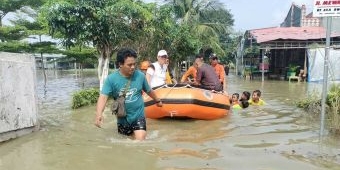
[313,0,340,17]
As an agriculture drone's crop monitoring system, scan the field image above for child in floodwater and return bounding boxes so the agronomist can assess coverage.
[231,93,242,109]
[249,90,265,106]
[239,91,250,108]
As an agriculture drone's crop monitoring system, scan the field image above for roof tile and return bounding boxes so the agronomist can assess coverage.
[249,27,340,43]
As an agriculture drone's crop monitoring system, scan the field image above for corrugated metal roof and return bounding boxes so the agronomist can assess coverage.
[249,27,340,43]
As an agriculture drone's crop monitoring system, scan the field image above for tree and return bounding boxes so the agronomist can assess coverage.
[0,0,53,56]
[166,0,234,57]
[219,33,242,64]
[61,47,97,71]
[128,4,200,80]
[47,0,152,89]
[0,25,27,41]
[14,15,59,84]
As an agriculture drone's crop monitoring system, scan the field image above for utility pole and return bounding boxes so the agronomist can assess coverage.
[320,17,332,136]
[312,0,339,138]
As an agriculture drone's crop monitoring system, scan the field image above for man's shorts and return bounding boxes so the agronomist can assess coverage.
[117,117,147,136]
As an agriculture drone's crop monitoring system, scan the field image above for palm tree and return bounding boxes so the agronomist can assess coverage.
[166,0,233,56]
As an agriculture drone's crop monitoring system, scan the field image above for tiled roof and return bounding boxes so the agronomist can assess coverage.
[249,27,340,43]
[306,12,314,18]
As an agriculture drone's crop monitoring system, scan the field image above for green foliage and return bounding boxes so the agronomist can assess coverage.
[0,41,31,53]
[288,64,300,72]
[47,0,152,59]
[1,2,57,54]
[199,7,234,27]
[170,25,200,62]
[166,0,234,57]
[141,5,200,63]
[0,26,28,41]
[14,19,47,35]
[71,88,99,109]
[327,84,340,111]
[29,41,60,53]
[327,84,340,133]
[134,4,175,60]
[296,84,340,134]
[222,33,242,64]
[244,44,260,57]
[296,85,340,112]
[296,96,321,111]
[61,47,97,65]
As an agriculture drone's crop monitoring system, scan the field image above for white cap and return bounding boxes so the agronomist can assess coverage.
[157,50,168,57]
[209,53,217,58]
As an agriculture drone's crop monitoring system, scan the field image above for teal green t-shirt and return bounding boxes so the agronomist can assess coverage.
[101,70,151,125]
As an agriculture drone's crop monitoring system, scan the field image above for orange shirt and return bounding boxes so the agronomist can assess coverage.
[211,63,225,83]
[180,66,197,82]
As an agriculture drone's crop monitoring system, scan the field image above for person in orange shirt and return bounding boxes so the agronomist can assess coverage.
[140,60,150,74]
[181,54,203,83]
[209,53,225,84]
[180,65,197,83]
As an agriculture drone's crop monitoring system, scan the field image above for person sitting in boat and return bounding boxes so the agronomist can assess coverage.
[146,50,168,88]
[209,53,225,85]
[249,90,265,106]
[192,56,223,91]
[180,54,204,83]
[165,58,176,84]
[180,64,197,83]
[140,60,151,74]
[239,91,250,108]
[230,93,242,109]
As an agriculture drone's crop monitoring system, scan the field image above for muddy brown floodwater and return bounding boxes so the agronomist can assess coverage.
[0,70,339,170]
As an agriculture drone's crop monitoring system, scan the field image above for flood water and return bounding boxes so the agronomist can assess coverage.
[0,70,340,170]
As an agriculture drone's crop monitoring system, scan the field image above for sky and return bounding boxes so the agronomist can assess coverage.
[222,0,314,31]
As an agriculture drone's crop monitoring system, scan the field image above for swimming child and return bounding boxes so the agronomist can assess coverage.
[249,90,265,106]
[239,91,250,108]
[230,93,242,109]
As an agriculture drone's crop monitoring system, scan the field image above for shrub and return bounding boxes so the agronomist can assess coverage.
[327,85,340,110]
[296,84,340,134]
[72,88,100,109]
[296,94,322,115]
[328,85,340,134]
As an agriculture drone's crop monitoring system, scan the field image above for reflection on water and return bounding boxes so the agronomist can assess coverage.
[35,70,98,126]
[0,71,340,170]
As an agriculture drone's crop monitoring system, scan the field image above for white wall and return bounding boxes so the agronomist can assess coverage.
[308,48,340,82]
[0,52,39,142]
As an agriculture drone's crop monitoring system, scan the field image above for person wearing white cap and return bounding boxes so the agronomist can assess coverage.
[146,50,169,88]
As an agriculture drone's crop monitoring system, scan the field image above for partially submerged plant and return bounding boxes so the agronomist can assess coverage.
[288,64,300,72]
[328,84,340,134]
[296,84,340,134]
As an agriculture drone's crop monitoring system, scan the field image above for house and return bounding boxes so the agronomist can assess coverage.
[280,3,340,32]
[237,3,340,81]
[34,53,74,70]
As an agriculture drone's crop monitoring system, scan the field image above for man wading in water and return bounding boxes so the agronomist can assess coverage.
[95,48,162,140]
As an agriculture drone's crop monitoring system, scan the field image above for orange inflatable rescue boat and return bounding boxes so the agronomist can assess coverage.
[143,84,230,120]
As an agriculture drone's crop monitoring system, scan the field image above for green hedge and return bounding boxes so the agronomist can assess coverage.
[72,88,100,109]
